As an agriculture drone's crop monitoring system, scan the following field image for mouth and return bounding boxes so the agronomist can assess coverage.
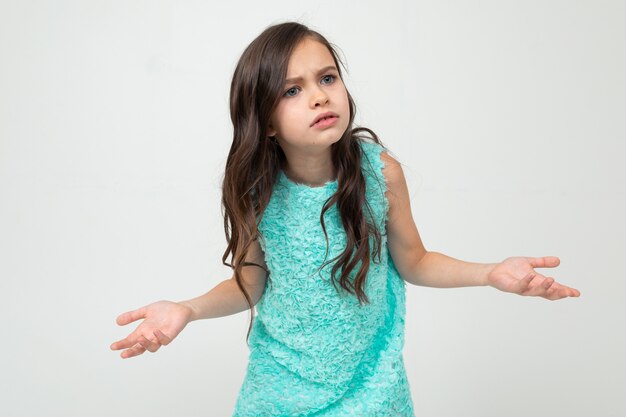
[311,112,339,127]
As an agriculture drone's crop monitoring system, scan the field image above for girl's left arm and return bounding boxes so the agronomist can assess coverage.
[380,151,580,300]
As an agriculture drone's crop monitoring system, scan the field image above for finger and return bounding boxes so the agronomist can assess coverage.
[116,307,147,326]
[542,279,581,301]
[558,284,581,297]
[121,343,146,359]
[138,335,160,353]
[527,276,555,297]
[541,278,558,298]
[550,284,581,299]
[111,335,139,351]
[546,283,572,301]
[526,256,560,269]
[517,272,536,294]
[542,277,556,291]
[153,329,173,346]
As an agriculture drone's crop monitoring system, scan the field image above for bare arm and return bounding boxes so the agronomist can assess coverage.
[408,251,494,288]
[180,238,268,321]
[179,277,264,321]
[111,239,268,358]
[381,151,580,299]
[382,153,489,287]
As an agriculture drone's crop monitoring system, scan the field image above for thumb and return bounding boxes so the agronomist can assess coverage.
[527,256,560,269]
[116,307,147,326]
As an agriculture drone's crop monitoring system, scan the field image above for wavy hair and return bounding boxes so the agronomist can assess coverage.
[222,21,388,343]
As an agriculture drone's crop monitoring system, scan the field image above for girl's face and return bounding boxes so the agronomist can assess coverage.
[267,37,350,153]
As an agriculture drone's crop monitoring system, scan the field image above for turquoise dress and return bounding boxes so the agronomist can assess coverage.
[233,139,415,416]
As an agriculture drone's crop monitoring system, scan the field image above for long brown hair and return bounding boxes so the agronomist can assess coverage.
[222,21,388,343]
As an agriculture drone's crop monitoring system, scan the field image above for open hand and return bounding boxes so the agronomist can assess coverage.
[110,300,192,359]
[487,256,581,300]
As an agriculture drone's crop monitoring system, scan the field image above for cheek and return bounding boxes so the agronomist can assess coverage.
[275,108,306,136]
[270,108,287,129]
[337,89,349,110]
[340,93,350,117]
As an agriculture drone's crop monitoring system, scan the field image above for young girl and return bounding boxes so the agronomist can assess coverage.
[110,21,581,416]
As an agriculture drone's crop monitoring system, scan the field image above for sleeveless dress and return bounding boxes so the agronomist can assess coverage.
[232,139,415,416]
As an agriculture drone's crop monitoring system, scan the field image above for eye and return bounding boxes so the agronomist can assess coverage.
[284,86,300,97]
[321,74,336,84]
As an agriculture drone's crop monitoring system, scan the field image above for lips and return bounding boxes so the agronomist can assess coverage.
[311,111,339,127]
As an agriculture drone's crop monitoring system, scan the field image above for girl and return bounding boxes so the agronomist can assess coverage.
[110,21,581,416]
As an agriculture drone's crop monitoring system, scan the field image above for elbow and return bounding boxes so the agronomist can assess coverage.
[404,249,430,287]
[416,248,428,265]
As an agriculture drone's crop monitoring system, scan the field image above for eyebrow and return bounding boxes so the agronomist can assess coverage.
[284,65,338,85]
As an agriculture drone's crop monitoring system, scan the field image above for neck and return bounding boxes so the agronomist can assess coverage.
[280,146,336,187]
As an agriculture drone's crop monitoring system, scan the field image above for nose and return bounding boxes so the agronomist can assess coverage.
[310,86,329,108]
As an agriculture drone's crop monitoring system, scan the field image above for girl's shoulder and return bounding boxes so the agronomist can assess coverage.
[357,137,383,152]
[357,139,404,201]
[357,138,395,176]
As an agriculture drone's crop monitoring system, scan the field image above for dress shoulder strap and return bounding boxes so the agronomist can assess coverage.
[357,139,390,233]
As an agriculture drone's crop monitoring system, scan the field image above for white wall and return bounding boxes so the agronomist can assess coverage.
[1,0,623,416]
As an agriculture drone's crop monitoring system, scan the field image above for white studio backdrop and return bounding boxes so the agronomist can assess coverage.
[1,1,624,416]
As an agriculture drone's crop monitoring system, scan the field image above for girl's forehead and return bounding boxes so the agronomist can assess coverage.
[286,39,335,75]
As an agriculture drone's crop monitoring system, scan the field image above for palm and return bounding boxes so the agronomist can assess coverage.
[110,300,192,359]
[487,256,580,300]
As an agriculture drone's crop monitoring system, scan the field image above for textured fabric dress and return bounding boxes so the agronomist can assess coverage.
[232,139,415,416]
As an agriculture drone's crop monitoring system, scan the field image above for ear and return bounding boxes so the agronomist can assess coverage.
[266,123,276,138]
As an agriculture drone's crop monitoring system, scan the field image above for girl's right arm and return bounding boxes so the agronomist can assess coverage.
[180,263,267,321]
[110,239,267,359]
